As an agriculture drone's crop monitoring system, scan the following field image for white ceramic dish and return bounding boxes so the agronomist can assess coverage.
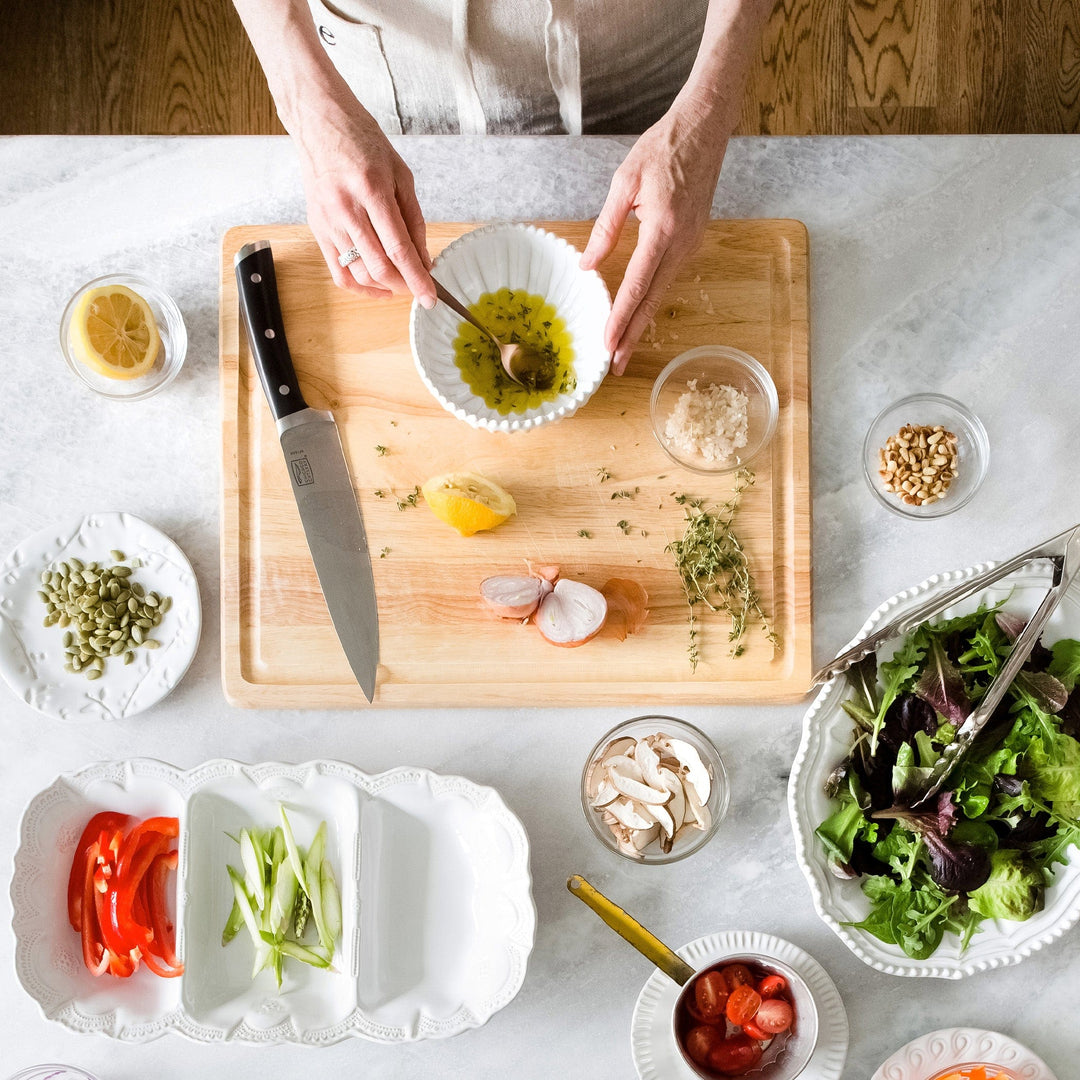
[630,931,848,1080]
[789,560,1080,978]
[872,1027,1058,1080]
[11,759,535,1044]
[410,223,612,432]
[0,512,200,721]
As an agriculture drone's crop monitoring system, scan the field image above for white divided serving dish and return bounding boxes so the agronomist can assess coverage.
[788,561,1080,978]
[11,759,535,1044]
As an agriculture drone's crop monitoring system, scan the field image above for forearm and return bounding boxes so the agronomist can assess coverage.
[231,0,361,139]
[676,0,772,137]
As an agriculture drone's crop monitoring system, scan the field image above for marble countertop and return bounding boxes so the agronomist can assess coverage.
[1,134,1079,1079]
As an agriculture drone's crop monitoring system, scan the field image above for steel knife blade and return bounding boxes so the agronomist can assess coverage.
[234,240,379,701]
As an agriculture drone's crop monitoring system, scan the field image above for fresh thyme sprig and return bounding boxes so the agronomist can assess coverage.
[665,468,778,671]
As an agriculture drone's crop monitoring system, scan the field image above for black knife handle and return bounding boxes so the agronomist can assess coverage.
[235,240,308,423]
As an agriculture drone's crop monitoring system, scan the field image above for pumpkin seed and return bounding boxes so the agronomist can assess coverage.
[132,624,144,644]
[143,639,161,650]
[110,550,125,562]
[123,651,135,666]
[86,668,103,681]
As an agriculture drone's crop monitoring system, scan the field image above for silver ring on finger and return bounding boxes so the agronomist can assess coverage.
[337,246,363,269]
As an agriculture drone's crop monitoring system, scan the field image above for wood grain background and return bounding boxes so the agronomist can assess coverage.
[4,0,1079,135]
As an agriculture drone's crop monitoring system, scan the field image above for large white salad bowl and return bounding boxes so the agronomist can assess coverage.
[789,560,1080,978]
[11,758,535,1043]
[410,222,612,432]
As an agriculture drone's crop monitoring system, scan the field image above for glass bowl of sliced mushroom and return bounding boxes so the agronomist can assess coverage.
[581,716,729,864]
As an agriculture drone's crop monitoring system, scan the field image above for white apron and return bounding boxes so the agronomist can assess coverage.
[306,0,709,135]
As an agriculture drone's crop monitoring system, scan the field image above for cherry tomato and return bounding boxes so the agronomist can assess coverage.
[725,984,762,1026]
[741,1018,770,1041]
[717,963,754,992]
[708,1034,763,1076]
[684,1024,724,1068]
[693,970,730,1022]
[755,997,794,1034]
[757,973,787,999]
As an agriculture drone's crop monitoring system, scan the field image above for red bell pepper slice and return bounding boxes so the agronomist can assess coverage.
[67,811,132,931]
[111,818,179,953]
[80,840,109,977]
[146,850,182,971]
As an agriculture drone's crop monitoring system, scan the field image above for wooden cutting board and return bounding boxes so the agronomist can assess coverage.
[220,221,811,708]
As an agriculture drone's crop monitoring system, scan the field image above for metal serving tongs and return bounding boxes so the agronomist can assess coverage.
[812,523,1080,805]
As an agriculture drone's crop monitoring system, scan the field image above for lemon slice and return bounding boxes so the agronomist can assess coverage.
[70,284,161,380]
[421,472,517,536]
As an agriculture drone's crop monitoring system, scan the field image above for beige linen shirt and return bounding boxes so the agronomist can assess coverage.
[307,0,708,135]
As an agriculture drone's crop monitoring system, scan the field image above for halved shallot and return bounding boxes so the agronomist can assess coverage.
[535,580,608,647]
[479,574,554,620]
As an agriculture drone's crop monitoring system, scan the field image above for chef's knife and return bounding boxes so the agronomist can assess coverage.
[234,240,379,701]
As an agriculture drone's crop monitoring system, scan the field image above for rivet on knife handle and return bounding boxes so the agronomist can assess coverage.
[235,240,308,423]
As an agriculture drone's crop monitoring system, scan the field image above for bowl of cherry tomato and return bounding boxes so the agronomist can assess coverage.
[674,955,818,1078]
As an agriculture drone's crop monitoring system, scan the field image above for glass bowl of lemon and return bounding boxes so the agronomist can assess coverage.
[60,273,187,400]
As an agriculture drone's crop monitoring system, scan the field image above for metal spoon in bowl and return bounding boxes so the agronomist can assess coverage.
[432,278,557,392]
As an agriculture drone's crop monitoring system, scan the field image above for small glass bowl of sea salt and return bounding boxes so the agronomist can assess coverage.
[650,345,779,474]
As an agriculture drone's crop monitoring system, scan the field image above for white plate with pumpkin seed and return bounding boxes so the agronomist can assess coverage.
[0,511,200,720]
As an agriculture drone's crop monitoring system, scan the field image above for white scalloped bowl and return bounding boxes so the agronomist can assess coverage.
[11,759,535,1044]
[872,1027,1058,1080]
[789,561,1080,979]
[410,223,612,432]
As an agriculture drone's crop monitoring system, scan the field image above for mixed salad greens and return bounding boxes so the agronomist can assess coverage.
[816,605,1080,960]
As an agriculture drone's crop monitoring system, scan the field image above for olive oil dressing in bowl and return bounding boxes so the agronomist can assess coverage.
[410,223,611,432]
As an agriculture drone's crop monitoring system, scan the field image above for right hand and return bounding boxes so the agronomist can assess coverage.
[297,106,436,306]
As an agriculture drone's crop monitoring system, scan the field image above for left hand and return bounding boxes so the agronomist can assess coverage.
[581,102,727,375]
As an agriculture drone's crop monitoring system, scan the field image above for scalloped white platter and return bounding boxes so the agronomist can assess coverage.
[409,222,612,432]
[789,560,1080,978]
[0,512,200,721]
[872,1026,1058,1080]
[11,759,535,1044]
[630,931,849,1080]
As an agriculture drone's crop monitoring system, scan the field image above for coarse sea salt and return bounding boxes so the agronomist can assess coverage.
[663,379,749,463]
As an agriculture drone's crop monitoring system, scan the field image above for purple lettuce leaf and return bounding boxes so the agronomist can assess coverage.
[915,637,970,724]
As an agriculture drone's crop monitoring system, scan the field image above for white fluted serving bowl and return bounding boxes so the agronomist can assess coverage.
[410,223,612,432]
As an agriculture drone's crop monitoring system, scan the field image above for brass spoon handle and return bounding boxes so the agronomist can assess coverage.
[567,875,696,986]
[432,279,497,342]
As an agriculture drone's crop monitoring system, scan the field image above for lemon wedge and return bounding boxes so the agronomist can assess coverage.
[70,284,161,380]
[421,472,517,536]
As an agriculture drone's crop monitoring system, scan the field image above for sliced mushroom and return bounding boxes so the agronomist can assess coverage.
[635,738,665,790]
[590,779,621,808]
[607,798,655,831]
[609,770,672,805]
[665,736,712,805]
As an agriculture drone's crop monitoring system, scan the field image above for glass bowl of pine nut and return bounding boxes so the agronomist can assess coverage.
[862,393,989,518]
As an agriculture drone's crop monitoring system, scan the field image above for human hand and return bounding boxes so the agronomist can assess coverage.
[297,104,436,306]
[580,104,727,374]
